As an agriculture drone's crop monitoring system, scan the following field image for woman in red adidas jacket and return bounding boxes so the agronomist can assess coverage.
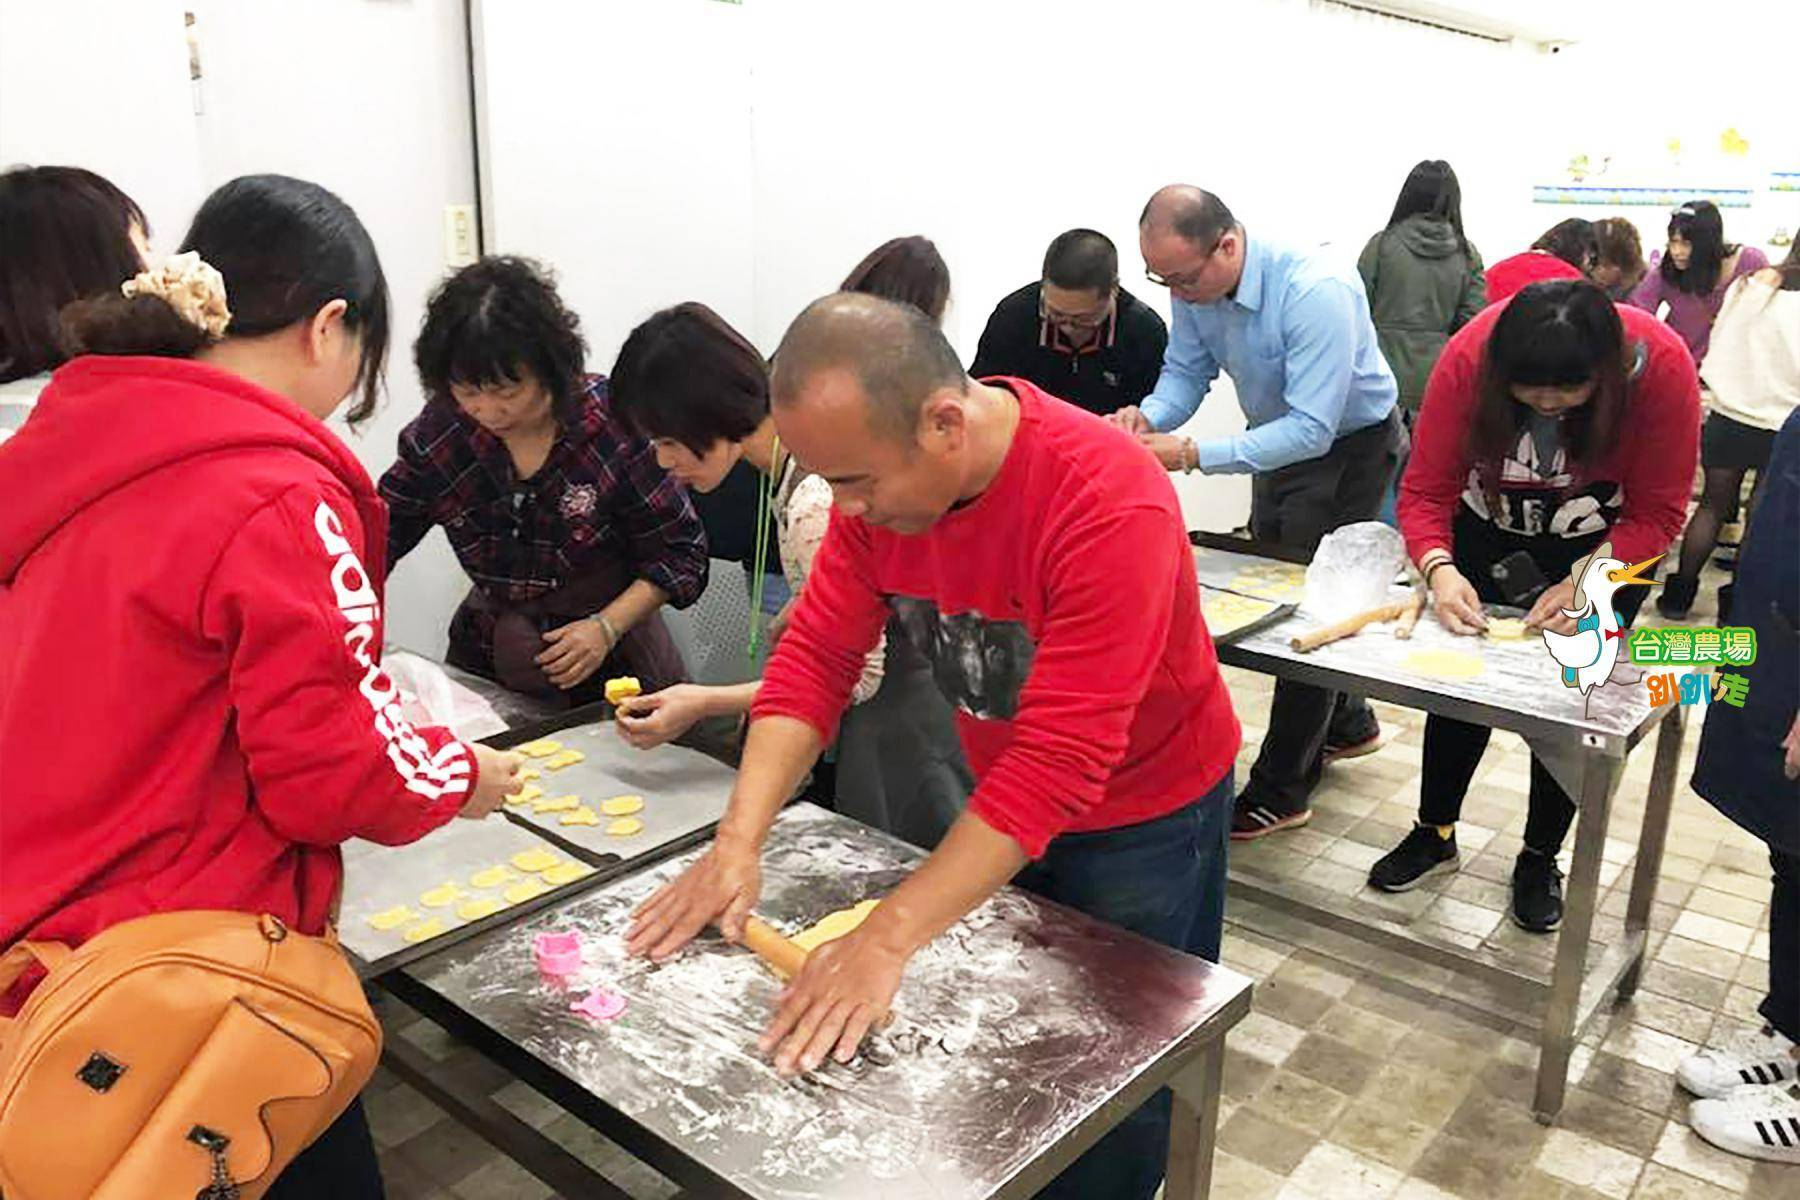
[1376,280,1698,933]
[0,175,520,1196]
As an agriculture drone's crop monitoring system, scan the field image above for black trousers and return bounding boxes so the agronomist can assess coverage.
[1415,512,1645,853]
[1244,412,1405,810]
[1766,848,1799,1043]
[266,1097,385,1199]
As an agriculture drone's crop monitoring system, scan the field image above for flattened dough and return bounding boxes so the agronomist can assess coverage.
[1486,617,1529,641]
[402,919,445,943]
[420,883,461,908]
[791,899,882,952]
[541,862,593,885]
[605,816,644,837]
[506,784,544,807]
[510,848,561,873]
[532,793,582,814]
[368,905,414,931]
[518,768,541,782]
[560,806,601,827]
[470,866,511,889]
[600,794,644,816]
[516,739,563,758]
[457,898,504,921]
[1402,649,1486,678]
[543,749,586,771]
[504,879,551,904]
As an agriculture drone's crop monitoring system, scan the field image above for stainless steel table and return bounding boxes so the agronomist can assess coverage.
[392,804,1254,1199]
[1193,535,1684,1122]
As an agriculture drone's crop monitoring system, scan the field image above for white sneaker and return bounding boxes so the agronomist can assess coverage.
[1690,1083,1800,1164]
[1676,1024,1798,1098]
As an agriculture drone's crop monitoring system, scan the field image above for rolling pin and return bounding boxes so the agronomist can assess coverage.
[1393,587,1426,640]
[1290,598,1412,653]
[739,914,808,980]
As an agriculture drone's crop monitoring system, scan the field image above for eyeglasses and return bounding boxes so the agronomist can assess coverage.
[1040,294,1115,330]
[1145,233,1226,291]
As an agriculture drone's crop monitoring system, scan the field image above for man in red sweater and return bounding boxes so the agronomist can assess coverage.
[627,294,1239,1200]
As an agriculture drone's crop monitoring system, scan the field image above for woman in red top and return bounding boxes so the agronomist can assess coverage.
[1484,219,1599,305]
[0,175,521,1196]
[1380,281,1699,931]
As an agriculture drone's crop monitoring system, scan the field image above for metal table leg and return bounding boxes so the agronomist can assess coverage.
[1534,747,1621,1123]
[1618,704,1685,1000]
[1164,1037,1226,1200]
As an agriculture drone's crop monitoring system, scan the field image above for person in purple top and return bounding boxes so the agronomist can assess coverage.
[1628,200,1769,362]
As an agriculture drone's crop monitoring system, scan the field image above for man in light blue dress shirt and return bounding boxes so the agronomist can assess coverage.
[1118,186,1405,841]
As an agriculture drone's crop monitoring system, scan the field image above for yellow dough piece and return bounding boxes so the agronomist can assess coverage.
[457,898,504,921]
[532,793,583,814]
[470,866,512,889]
[368,905,414,931]
[1486,617,1530,641]
[541,862,593,885]
[420,883,460,909]
[543,749,586,771]
[504,879,551,904]
[506,784,544,808]
[791,899,882,952]
[560,806,601,827]
[510,848,561,873]
[604,676,642,705]
[516,739,563,758]
[600,794,644,816]
[1402,649,1486,679]
[402,919,444,943]
[519,768,541,782]
[605,816,644,837]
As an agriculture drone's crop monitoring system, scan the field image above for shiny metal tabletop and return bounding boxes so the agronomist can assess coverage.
[401,803,1252,1199]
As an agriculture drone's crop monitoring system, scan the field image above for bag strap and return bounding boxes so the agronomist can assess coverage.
[0,940,72,1026]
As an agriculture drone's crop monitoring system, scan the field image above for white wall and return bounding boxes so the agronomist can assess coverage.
[0,0,203,246]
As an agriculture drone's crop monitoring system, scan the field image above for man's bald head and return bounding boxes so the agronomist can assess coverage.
[1140,185,1236,249]
[771,292,967,442]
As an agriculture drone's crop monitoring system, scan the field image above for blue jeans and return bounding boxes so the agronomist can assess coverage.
[1013,770,1233,1200]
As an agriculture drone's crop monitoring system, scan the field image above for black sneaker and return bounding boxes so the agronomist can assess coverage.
[1657,573,1698,620]
[1231,794,1311,842]
[1368,824,1459,892]
[1512,849,1564,933]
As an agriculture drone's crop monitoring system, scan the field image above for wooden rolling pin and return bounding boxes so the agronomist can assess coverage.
[739,914,808,979]
[1290,598,1413,653]
[1393,587,1426,640]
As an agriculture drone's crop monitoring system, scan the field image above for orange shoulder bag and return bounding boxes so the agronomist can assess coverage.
[0,910,381,1200]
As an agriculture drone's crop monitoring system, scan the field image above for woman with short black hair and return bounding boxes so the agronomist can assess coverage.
[380,256,707,704]
[609,302,972,847]
[0,165,151,442]
[1376,281,1700,931]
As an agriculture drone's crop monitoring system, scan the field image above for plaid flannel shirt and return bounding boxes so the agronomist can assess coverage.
[381,375,707,668]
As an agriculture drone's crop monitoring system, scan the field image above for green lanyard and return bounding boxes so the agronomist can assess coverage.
[747,438,779,665]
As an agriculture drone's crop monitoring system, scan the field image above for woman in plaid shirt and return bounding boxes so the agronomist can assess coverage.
[380,257,707,705]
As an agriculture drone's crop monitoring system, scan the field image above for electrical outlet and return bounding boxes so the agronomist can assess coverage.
[444,204,478,268]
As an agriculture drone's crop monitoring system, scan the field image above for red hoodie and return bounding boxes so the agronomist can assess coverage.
[1483,251,1586,305]
[0,357,478,1001]
[752,379,1239,859]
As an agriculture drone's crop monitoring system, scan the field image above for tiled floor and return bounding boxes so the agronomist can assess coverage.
[366,568,1794,1199]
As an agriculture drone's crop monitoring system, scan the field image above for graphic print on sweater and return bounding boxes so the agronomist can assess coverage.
[888,595,1037,720]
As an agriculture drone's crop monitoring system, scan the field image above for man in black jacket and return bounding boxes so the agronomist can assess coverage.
[971,229,1167,416]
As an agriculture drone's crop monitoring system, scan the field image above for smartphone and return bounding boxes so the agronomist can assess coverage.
[1490,551,1548,607]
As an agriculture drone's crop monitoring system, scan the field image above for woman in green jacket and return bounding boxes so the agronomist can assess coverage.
[1358,160,1488,413]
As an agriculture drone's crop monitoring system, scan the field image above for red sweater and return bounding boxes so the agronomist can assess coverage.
[752,379,1239,858]
[1484,251,1586,305]
[0,358,477,1001]
[1398,303,1700,567]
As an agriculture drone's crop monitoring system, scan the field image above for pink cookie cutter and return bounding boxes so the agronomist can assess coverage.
[571,988,627,1022]
[533,930,583,976]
